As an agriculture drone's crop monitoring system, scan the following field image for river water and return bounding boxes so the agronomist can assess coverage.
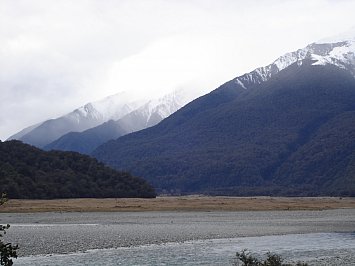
[1,209,355,265]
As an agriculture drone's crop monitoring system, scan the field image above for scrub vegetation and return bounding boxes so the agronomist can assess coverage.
[234,250,308,266]
[0,194,18,266]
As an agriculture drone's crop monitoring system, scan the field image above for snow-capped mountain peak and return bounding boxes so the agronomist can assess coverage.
[72,92,143,121]
[7,91,145,147]
[311,40,355,74]
[132,88,194,126]
[11,30,355,149]
[43,88,196,154]
[233,38,355,90]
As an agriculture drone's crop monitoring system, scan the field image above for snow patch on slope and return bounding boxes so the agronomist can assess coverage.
[312,40,355,70]
[73,92,143,122]
[234,38,355,90]
[137,88,193,124]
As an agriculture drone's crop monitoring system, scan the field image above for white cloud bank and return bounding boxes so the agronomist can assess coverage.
[1,0,355,139]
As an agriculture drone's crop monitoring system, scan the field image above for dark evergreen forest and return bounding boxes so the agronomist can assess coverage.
[0,140,156,199]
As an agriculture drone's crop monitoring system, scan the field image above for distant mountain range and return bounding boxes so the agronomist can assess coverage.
[93,38,355,196]
[8,89,200,153]
[0,140,156,199]
[44,89,195,154]
[7,92,142,148]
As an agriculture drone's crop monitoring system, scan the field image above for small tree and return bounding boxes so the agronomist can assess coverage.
[0,194,18,266]
[234,250,308,266]
[234,249,261,266]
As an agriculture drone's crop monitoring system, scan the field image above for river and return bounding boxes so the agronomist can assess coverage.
[1,209,355,265]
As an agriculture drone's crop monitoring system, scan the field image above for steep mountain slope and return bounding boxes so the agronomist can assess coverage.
[44,120,128,155]
[7,92,142,148]
[0,140,156,199]
[7,123,42,140]
[273,111,355,195]
[44,89,196,154]
[93,46,355,196]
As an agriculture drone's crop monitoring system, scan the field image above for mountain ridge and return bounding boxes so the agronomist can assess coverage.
[7,92,142,148]
[92,56,355,196]
[233,40,354,90]
[44,89,195,154]
[11,38,355,150]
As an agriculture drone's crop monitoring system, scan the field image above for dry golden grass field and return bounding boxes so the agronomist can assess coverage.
[1,196,354,213]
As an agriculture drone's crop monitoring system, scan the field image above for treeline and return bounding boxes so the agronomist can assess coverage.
[0,140,156,199]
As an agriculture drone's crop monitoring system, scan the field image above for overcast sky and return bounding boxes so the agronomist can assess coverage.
[1,0,355,140]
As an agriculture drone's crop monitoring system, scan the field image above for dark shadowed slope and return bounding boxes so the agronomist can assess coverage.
[93,61,355,196]
[44,119,129,154]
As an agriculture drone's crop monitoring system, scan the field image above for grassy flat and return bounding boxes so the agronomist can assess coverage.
[1,196,354,213]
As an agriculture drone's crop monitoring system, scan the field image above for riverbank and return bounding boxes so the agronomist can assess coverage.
[1,196,354,212]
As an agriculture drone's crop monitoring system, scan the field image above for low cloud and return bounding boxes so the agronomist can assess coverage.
[1,0,355,139]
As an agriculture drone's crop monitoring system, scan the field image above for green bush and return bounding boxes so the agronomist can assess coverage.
[0,194,18,266]
[234,249,308,266]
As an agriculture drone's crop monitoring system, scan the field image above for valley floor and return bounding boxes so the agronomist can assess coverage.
[1,196,354,212]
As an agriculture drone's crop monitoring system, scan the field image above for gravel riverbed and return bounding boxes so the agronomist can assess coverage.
[1,209,355,257]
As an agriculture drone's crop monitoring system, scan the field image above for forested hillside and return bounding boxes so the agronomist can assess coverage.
[0,140,156,199]
[93,62,355,196]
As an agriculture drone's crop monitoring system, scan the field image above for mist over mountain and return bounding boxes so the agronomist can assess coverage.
[10,87,203,154]
[93,39,355,196]
[7,92,143,148]
[44,89,199,154]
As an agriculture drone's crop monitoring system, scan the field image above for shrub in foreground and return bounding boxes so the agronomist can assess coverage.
[0,194,18,266]
[234,249,308,266]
